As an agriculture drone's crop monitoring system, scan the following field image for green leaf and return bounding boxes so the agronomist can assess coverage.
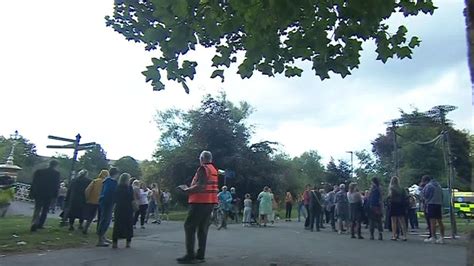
[284,66,303,77]
[408,36,420,48]
[210,69,225,82]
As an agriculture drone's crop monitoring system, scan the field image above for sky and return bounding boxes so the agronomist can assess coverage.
[0,0,472,167]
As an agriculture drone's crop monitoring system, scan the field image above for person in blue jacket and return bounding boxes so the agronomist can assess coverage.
[96,167,119,247]
[217,186,232,230]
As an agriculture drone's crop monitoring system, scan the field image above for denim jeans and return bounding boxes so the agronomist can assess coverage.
[97,203,114,237]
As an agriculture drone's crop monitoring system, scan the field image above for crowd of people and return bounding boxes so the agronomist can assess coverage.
[26,154,447,264]
[29,160,173,248]
[213,174,445,245]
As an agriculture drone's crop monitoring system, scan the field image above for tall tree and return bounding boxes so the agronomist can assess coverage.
[114,156,142,178]
[153,93,301,204]
[372,109,472,189]
[324,158,351,186]
[78,145,109,178]
[106,0,436,92]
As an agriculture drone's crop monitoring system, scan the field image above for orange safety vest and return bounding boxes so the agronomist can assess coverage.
[188,163,219,204]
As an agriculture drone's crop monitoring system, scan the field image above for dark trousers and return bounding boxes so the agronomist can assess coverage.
[32,198,52,228]
[134,204,148,226]
[184,204,213,258]
[408,209,418,229]
[309,208,321,231]
[304,205,310,227]
[351,220,362,237]
[285,203,292,219]
[328,206,336,229]
[369,214,383,237]
[97,203,113,237]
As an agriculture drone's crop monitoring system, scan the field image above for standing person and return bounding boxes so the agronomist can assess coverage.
[230,187,240,223]
[57,182,67,211]
[419,181,432,238]
[309,186,323,232]
[325,185,338,232]
[30,160,60,232]
[83,169,109,234]
[133,181,149,229]
[348,183,364,239]
[297,193,306,222]
[284,191,293,222]
[112,173,134,249]
[257,186,273,227]
[176,151,219,264]
[66,170,91,231]
[147,183,161,224]
[269,188,277,224]
[368,177,384,240]
[319,189,326,229]
[421,175,445,244]
[161,189,171,221]
[97,167,120,247]
[303,185,311,229]
[335,184,349,234]
[217,186,232,229]
[407,192,419,231]
[388,176,408,241]
[242,194,252,226]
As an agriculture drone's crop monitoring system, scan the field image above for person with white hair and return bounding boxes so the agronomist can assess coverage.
[335,183,349,234]
[176,151,219,264]
[217,185,233,230]
[66,169,91,231]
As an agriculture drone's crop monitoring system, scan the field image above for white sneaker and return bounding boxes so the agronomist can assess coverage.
[435,238,445,244]
[424,237,435,243]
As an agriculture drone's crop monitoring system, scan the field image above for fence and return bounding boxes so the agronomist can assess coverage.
[14,182,33,202]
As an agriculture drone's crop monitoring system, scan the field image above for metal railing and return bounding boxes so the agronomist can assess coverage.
[14,182,33,202]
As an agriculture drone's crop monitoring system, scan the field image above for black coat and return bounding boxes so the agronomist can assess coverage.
[66,176,91,219]
[113,185,134,240]
[309,190,323,211]
[30,167,60,200]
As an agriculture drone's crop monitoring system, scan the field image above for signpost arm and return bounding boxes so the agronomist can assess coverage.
[69,134,81,182]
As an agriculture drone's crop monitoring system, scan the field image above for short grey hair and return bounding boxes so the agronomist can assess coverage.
[200,150,213,163]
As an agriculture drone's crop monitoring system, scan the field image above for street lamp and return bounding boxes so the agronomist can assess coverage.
[346,151,353,179]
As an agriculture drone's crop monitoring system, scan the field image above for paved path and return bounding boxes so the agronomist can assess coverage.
[0,218,467,266]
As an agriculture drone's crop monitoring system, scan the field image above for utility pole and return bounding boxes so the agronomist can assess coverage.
[435,106,457,238]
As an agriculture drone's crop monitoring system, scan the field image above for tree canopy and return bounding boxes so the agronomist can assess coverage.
[78,144,109,178]
[371,109,472,189]
[114,156,142,177]
[106,0,436,93]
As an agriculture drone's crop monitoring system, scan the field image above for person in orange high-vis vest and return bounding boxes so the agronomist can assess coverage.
[177,151,218,264]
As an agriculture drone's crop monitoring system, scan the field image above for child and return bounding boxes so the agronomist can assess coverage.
[243,194,252,227]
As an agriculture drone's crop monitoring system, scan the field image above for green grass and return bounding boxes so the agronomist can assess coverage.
[0,215,98,254]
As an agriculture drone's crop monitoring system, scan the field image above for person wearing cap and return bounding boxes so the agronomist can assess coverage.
[66,169,91,231]
[176,151,219,264]
[217,185,232,230]
[30,160,61,232]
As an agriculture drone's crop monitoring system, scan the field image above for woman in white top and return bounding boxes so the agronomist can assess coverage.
[133,181,149,229]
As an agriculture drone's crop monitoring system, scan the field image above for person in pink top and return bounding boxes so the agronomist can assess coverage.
[303,184,311,229]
